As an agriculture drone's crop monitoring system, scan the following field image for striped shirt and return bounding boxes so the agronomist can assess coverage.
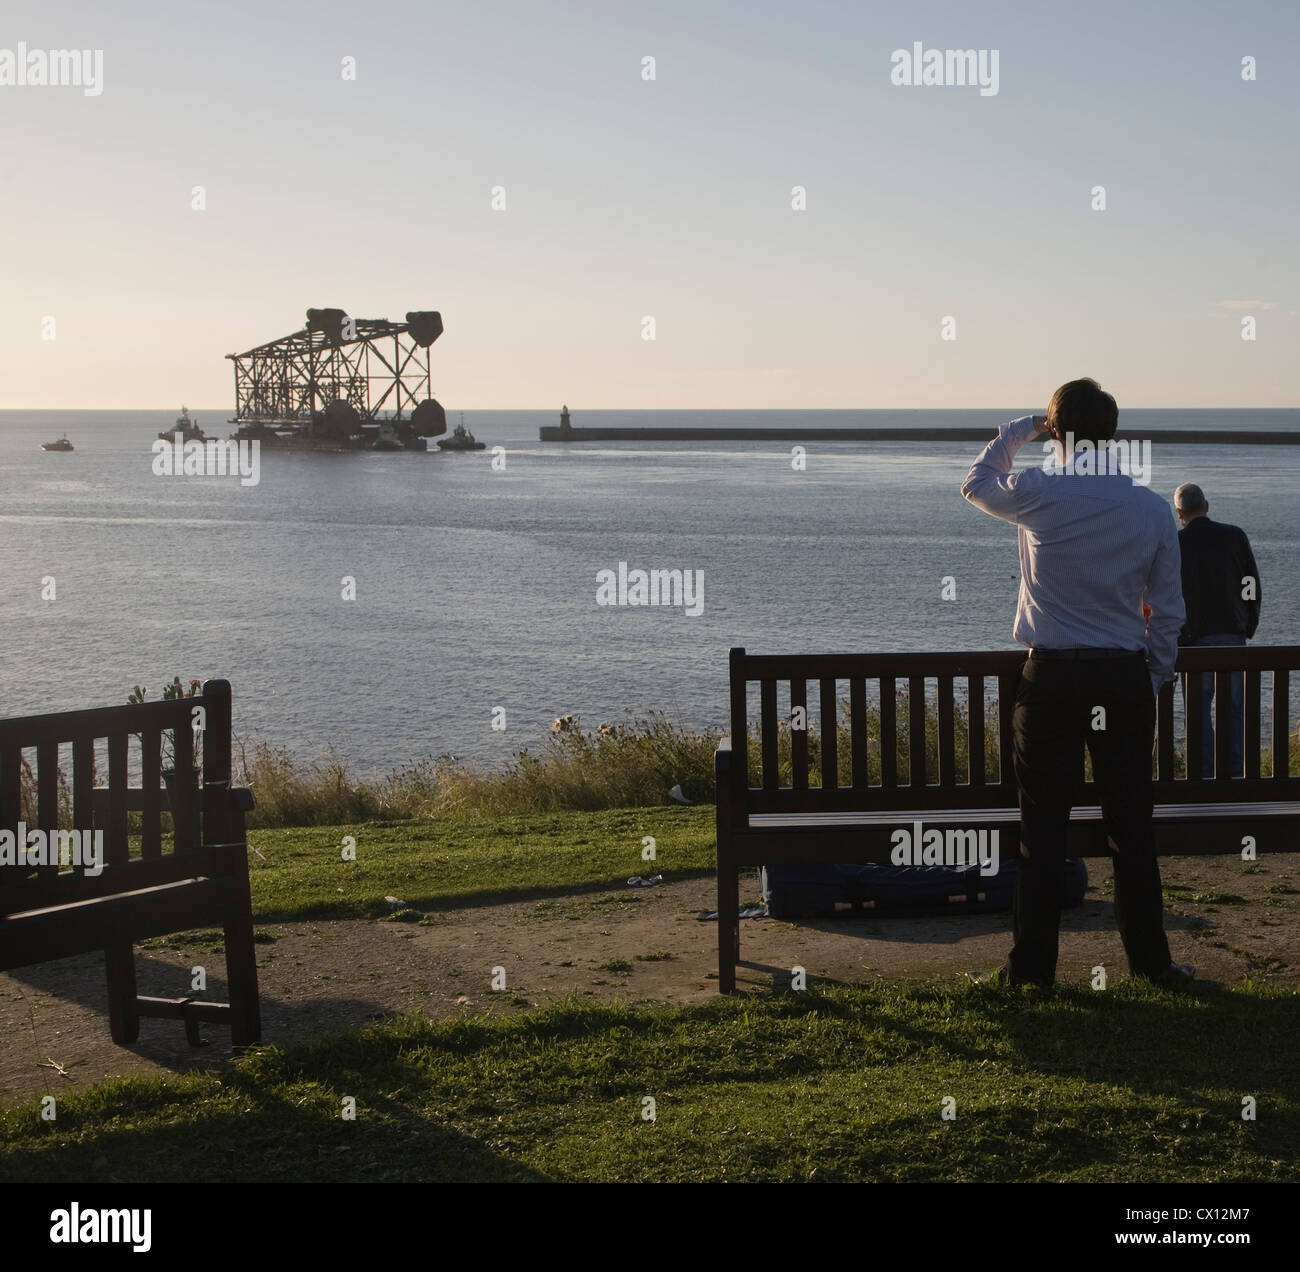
[961,415,1185,693]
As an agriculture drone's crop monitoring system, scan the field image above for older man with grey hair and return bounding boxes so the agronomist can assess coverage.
[1174,483,1261,778]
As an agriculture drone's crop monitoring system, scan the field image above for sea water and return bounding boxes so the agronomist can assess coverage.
[2,409,1296,771]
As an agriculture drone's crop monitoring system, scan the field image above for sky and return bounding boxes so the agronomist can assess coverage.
[1,0,1297,409]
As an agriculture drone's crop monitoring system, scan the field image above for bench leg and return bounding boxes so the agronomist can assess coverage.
[718,862,739,993]
[104,942,140,1044]
[224,912,262,1048]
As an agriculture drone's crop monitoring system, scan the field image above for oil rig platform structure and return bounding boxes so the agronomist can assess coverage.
[227,307,447,450]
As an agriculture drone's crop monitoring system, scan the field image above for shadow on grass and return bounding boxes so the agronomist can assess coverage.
[3,985,1295,1183]
[787,897,1210,945]
[739,976,1299,1109]
[252,868,716,925]
[1,950,395,1093]
[0,1081,550,1183]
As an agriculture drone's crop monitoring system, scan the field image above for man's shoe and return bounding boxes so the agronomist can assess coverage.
[1144,962,1196,988]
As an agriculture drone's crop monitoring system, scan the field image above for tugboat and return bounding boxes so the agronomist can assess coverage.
[437,413,486,451]
[159,406,207,444]
[41,434,74,452]
[371,420,404,451]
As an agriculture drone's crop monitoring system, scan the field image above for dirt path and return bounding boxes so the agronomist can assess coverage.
[2,854,1295,1107]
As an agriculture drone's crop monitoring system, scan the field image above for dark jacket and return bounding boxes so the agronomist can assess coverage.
[1177,515,1261,643]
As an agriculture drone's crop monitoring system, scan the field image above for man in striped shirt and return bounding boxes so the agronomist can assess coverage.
[961,378,1193,988]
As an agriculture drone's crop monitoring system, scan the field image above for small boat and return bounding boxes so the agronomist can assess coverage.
[437,413,486,451]
[371,421,404,451]
[41,435,74,452]
[159,406,207,444]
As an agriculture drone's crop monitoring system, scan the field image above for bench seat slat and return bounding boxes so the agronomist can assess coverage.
[0,847,222,916]
[0,876,237,969]
[749,801,1300,828]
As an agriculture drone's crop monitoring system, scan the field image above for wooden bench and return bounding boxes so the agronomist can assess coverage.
[715,645,1300,992]
[0,680,262,1045]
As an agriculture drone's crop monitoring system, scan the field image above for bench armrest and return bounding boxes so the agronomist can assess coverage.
[715,735,732,775]
[715,736,741,813]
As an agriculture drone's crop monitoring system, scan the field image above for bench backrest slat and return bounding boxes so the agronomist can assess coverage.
[72,736,93,831]
[968,674,986,786]
[107,732,129,866]
[790,678,808,791]
[1244,670,1261,780]
[1215,669,1232,780]
[728,648,749,795]
[1186,670,1204,779]
[141,726,162,859]
[1275,668,1290,779]
[0,746,18,850]
[36,743,60,885]
[996,668,1017,789]
[172,720,195,853]
[937,675,956,786]
[760,680,778,790]
[908,676,926,786]
[1157,682,1175,779]
[849,678,868,787]
[819,678,838,789]
[880,676,897,788]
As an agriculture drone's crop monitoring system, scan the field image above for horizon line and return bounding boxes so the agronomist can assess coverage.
[4,405,1299,414]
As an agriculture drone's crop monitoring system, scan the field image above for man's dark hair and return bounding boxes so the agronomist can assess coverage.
[1046,377,1118,448]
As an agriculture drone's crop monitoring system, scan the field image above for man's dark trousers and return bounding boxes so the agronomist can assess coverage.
[1181,633,1246,778]
[1009,651,1172,985]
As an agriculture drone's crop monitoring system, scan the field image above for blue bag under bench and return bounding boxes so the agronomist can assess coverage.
[759,856,1088,918]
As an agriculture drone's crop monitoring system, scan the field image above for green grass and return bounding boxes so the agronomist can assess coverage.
[2,982,1295,1183]
[243,806,715,923]
[3,803,1297,1182]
